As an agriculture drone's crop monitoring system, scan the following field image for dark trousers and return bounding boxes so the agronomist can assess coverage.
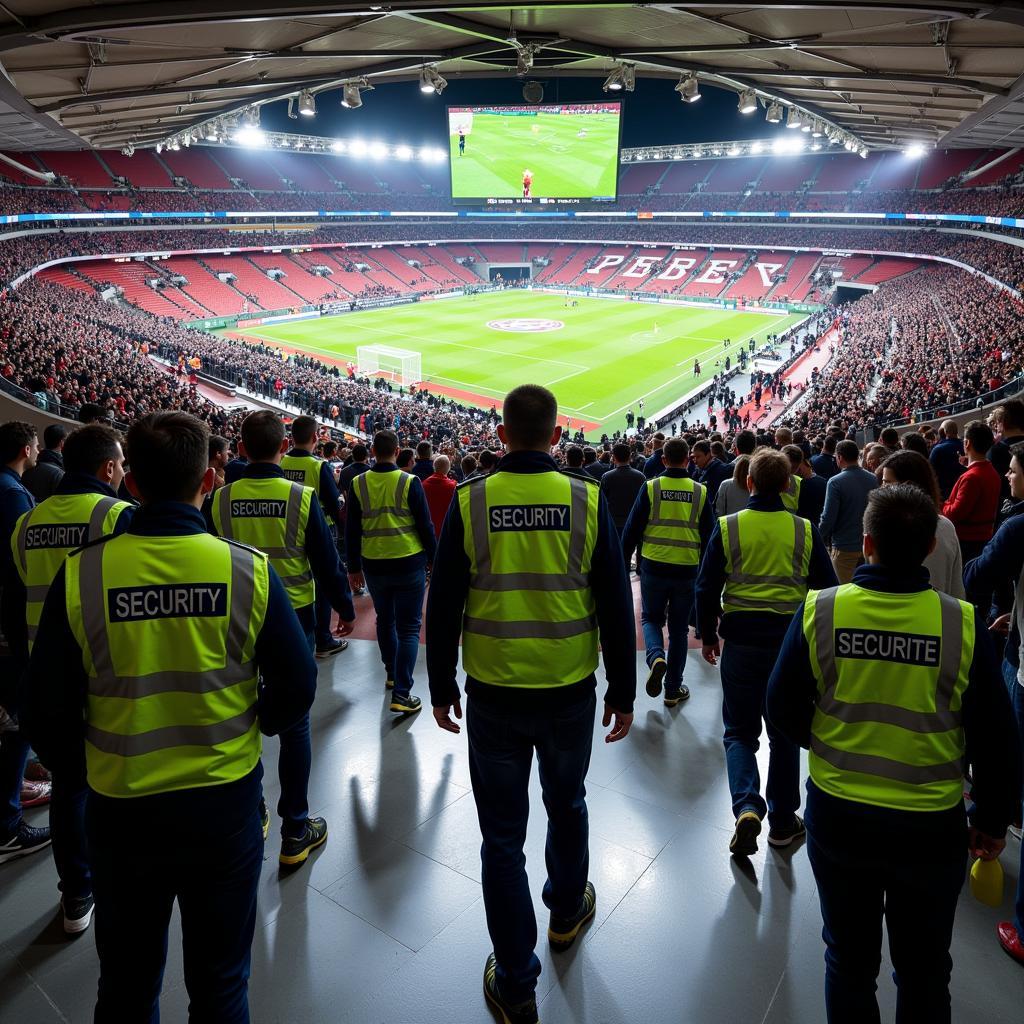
[958,538,988,565]
[277,630,315,839]
[0,730,29,839]
[89,793,263,1024]
[364,568,425,698]
[467,692,595,1004]
[50,772,90,899]
[1007,666,1024,936]
[720,641,800,829]
[805,783,966,1024]
[639,570,694,693]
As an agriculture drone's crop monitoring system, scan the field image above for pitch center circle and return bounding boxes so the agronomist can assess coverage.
[486,318,565,333]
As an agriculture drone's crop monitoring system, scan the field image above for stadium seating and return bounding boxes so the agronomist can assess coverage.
[102,151,176,188]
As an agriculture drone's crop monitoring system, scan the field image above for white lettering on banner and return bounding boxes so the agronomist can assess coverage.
[655,257,696,281]
[755,262,784,287]
[696,260,738,284]
[586,255,625,275]
[622,256,661,279]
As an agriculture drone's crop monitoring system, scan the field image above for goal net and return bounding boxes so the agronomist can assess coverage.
[356,345,422,387]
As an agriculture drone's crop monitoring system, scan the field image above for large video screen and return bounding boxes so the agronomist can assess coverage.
[448,102,621,204]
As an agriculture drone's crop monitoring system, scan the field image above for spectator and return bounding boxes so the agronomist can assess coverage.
[714,455,751,516]
[819,439,878,583]
[810,434,839,482]
[599,442,645,534]
[564,446,584,471]
[784,444,826,528]
[930,420,966,500]
[643,432,667,479]
[412,441,434,482]
[21,423,67,501]
[989,400,1024,500]
[691,439,731,503]
[422,454,457,539]
[942,419,1001,563]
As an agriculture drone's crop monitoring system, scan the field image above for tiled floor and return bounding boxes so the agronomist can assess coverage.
[3,637,1023,1023]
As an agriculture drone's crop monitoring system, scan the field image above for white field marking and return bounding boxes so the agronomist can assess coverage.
[543,367,588,389]
[575,402,595,411]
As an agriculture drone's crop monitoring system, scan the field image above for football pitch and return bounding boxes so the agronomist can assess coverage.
[235,292,804,433]
[449,111,620,199]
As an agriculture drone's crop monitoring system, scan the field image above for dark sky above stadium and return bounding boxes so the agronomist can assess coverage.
[261,76,752,149]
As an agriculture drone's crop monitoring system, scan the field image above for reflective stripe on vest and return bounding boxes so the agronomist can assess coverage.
[805,583,973,812]
[641,475,705,566]
[11,493,128,652]
[66,533,268,798]
[721,509,811,615]
[459,471,599,687]
[781,475,802,513]
[213,478,315,609]
[355,470,425,560]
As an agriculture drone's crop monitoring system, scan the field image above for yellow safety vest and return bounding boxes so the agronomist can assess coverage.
[804,583,973,812]
[65,532,269,798]
[641,474,706,566]
[212,475,315,610]
[281,450,334,520]
[11,491,130,652]
[459,470,600,687]
[781,475,802,513]
[354,469,425,561]
[720,508,812,616]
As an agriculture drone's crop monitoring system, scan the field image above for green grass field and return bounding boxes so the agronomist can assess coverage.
[449,110,620,199]
[237,292,803,432]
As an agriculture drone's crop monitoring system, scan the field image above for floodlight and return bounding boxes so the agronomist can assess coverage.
[737,89,757,114]
[765,102,782,124]
[348,139,368,157]
[602,67,624,92]
[234,126,266,148]
[904,142,927,159]
[331,140,346,153]
[395,144,413,160]
[675,74,700,103]
[419,67,447,94]
[341,79,372,109]
[298,90,316,117]
[786,107,802,129]
[369,141,387,159]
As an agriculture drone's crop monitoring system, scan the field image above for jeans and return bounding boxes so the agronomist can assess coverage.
[0,730,29,839]
[89,793,263,1024]
[805,783,966,1024]
[277,631,315,839]
[50,772,90,899]
[467,692,595,1004]
[720,641,800,829]
[364,568,425,698]
[639,571,694,693]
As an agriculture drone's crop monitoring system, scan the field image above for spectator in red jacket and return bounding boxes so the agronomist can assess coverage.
[421,454,457,539]
[942,419,1001,563]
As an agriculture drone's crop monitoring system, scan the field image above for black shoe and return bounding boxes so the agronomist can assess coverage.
[62,894,95,935]
[483,953,539,1024]
[315,637,349,659]
[389,693,422,715]
[0,822,51,865]
[548,881,596,951]
[767,814,806,848]
[279,817,328,866]
[645,657,667,698]
[259,799,270,841]
[730,810,762,857]
[664,685,690,707]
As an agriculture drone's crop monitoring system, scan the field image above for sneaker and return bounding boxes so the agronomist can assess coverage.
[645,657,667,698]
[548,881,596,951]
[767,814,806,848]
[729,810,762,857]
[664,685,690,707]
[0,706,19,734]
[998,922,1024,966]
[0,822,51,864]
[259,799,270,842]
[483,953,539,1024]
[279,817,328,867]
[62,894,95,935]
[20,779,51,808]
[315,637,349,659]
[1009,824,1022,841]
[389,693,422,715]
[23,760,51,783]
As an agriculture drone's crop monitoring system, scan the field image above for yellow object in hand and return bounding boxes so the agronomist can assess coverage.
[970,857,1004,907]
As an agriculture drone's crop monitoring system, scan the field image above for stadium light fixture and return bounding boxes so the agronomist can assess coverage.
[395,144,414,160]
[860,148,869,158]
[785,107,802,130]
[602,66,624,92]
[331,140,346,153]
[621,64,636,92]
[692,148,703,158]
[811,120,824,138]
[234,125,266,148]
[737,89,757,115]
[844,137,855,151]
[727,144,741,156]
[341,79,372,109]
[348,139,368,157]
[121,143,135,157]
[765,101,782,124]
[750,141,763,154]
[811,140,822,151]
[242,106,261,129]
[369,141,388,159]
[675,73,700,103]
[298,90,316,117]
[419,67,447,95]
[904,142,927,159]
[155,142,162,154]
[204,125,219,142]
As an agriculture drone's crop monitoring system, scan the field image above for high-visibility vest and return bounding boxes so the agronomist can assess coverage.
[281,451,333,519]
[781,475,802,513]
[459,470,600,687]
[804,583,973,812]
[211,475,315,610]
[354,469,425,561]
[641,475,706,566]
[720,508,812,616]
[64,532,269,798]
[11,491,130,653]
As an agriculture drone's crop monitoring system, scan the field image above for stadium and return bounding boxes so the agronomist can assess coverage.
[0,3,1023,1023]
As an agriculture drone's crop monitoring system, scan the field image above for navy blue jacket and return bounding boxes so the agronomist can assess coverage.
[621,468,715,580]
[696,457,732,503]
[643,450,665,479]
[810,452,838,482]
[345,463,437,575]
[285,449,342,528]
[766,564,1021,839]
[696,495,838,647]
[412,458,435,482]
[224,456,248,485]
[797,473,827,528]
[964,511,1024,672]
[930,438,965,499]
[425,452,637,714]
[0,465,36,690]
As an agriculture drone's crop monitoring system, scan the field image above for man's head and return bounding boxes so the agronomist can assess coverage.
[652,432,666,451]
[1001,400,1024,435]
[940,419,958,440]
[433,454,451,478]
[371,429,399,463]
[240,411,287,462]
[663,438,689,468]
[822,434,838,455]
[964,419,994,459]
[734,429,756,456]
[746,448,791,496]
[564,445,584,469]
[351,443,369,463]
[582,447,597,466]
[498,384,560,451]
[43,424,68,452]
[78,403,110,425]
[612,442,631,466]
[416,440,432,461]
[774,426,793,448]
[0,421,38,472]
[836,439,859,468]
[863,483,937,571]
[208,434,230,469]
[125,412,211,505]
[691,439,711,470]
[461,454,477,477]
[63,424,125,490]
[900,432,929,458]
[782,444,806,476]
[879,427,899,450]
[478,449,498,473]
[397,448,415,471]
[290,415,318,449]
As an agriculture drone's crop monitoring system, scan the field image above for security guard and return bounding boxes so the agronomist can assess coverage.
[211,410,355,864]
[280,415,346,658]
[22,411,317,1024]
[696,447,837,856]
[767,483,1020,1024]
[346,429,436,715]
[621,437,713,706]
[9,424,133,933]
[426,384,636,1024]
[781,469,802,513]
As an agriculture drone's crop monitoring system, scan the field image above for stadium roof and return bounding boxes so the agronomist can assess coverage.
[0,1,1022,153]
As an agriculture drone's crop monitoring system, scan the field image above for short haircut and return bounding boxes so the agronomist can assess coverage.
[433,454,451,475]
[836,439,859,464]
[63,424,122,476]
[863,483,937,572]
[126,412,208,503]
[735,429,756,455]
[782,444,804,470]
[1001,400,1024,432]
[478,449,498,470]
[879,427,899,448]
[351,443,369,462]
[291,415,317,446]
[583,447,597,465]
[0,421,37,464]
[397,448,415,469]
[502,384,557,449]
[710,441,726,460]
[208,434,229,460]
[322,440,338,459]
[1011,442,1024,468]
[748,449,791,496]
[774,427,793,446]
[565,445,584,468]
[653,432,666,445]
[78,403,109,425]
[416,440,432,459]
[823,435,838,454]
[965,419,994,456]
[900,432,929,457]
[878,450,941,510]
[663,438,689,465]
[461,455,477,476]
[940,419,958,438]
[612,442,630,463]
[372,430,399,459]
[43,424,68,450]
[692,439,711,456]
[241,411,286,461]
[732,454,751,485]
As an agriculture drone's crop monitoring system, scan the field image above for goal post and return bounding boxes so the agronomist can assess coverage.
[356,345,422,387]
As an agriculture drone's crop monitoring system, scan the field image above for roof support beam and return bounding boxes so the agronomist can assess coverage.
[939,70,1024,145]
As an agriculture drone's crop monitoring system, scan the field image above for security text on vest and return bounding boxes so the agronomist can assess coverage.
[489,504,570,532]
[108,583,229,622]
[25,523,88,549]
[659,489,693,503]
[230,499,287,518]
[835,628,941,667]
